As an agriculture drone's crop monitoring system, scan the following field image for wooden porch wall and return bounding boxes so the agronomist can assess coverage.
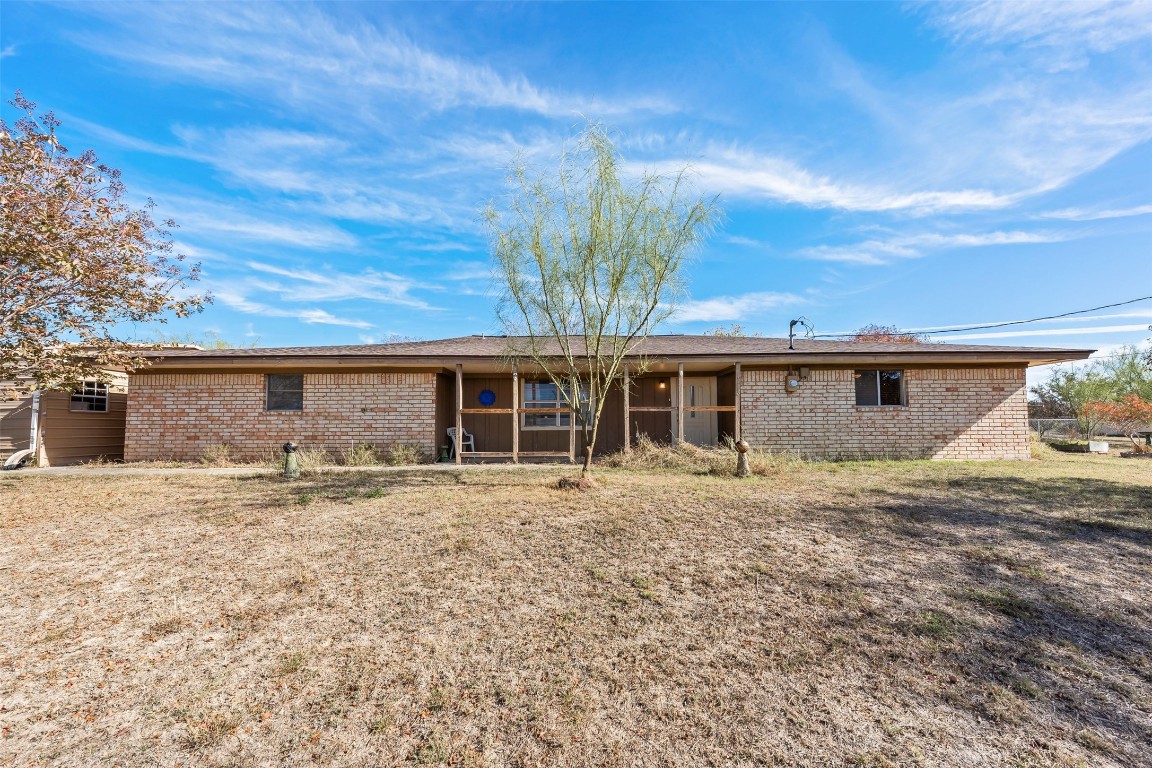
[434,372,455,454]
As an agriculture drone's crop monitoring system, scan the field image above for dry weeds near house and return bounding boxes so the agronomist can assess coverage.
[0,454,1149,767]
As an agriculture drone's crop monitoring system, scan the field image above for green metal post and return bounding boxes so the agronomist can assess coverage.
[283,441,299,479]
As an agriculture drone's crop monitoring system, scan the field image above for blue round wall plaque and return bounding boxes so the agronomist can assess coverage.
[478,389,497,406]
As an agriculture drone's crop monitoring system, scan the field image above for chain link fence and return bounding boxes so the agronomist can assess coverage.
[1029,418,1081,440]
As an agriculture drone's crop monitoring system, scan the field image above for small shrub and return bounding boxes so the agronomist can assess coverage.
[199,443,236,466]
[1029,433,1057,460]
[295,446,334,470]
[385,444,431,466]
[341,443,381,466]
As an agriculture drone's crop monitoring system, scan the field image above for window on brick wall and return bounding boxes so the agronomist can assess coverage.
[854,370,905,407]
[266,374,304,411]
[70,381,108,412]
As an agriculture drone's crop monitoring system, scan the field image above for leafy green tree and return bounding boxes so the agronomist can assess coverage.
[1098,345,1152,401]
[1,92,207,393]
[487,124,719,477]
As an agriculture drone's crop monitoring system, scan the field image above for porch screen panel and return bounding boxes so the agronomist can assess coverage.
[523,381,570,428]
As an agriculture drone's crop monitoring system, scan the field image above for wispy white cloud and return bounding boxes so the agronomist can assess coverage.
[673,291,806,323]
[169,241,234,265]
[796,230,1067,265]
[213,291,374,329]
[73,3,671,119]
[165,197,357,250]
[1,44,18,58]
[925,1,1152,61]
[668,9,1152,216]
[663,85,1152,213]
[1039,204,1152,221]
[245,261,437,310]
[646,150,1017,214]
[724,235,771,248]
[396,240,476,253]
[440,261,494,282]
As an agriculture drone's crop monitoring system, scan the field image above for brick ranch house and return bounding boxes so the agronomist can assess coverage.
[123,335,1093,463]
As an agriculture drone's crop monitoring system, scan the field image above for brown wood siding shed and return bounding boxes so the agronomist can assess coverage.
[0,397,34,458]
[38,391,127,466]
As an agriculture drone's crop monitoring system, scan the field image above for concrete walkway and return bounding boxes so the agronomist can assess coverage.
[3,462,566,478]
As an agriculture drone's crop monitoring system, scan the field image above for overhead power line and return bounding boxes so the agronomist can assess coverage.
[813,296,1152,339]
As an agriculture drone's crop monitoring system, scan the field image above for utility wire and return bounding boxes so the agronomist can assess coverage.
[812,296,1152,339]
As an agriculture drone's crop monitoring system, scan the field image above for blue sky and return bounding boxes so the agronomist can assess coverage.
[2,1,1150,384]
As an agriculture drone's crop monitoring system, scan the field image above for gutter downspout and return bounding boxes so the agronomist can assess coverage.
[29,390,42,467]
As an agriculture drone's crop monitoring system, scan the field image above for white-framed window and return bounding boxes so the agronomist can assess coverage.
[266,374,304,412]
[70,381,109,412]
[522,379,592,429]
[854,370,905,407]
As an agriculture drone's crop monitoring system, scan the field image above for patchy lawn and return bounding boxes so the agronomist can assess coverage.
[1,453,1149,767]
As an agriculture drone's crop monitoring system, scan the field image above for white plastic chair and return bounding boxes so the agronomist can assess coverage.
[446,427,475,457]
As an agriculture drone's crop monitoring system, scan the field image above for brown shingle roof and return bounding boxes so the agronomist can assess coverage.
[144,334,1094,362]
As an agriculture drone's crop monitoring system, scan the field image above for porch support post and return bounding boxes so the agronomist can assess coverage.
[568,405,576,463]
[622,364,631,454]
[511,367,519,464]
[734,361,742,441]
[677,362,685,444]
[455,363,463,465]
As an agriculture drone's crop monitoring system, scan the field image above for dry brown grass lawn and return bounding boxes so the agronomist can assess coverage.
[1,452,1149,767]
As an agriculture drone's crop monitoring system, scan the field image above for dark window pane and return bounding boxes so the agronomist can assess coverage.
[879,371,904,406]
[854,370,878,406]
[70,381,108,412]
[266,374,303,411]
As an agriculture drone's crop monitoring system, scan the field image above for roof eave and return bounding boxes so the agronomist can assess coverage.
[137,348,1096,370]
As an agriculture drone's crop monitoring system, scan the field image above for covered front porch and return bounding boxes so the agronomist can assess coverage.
[434,362,745,463]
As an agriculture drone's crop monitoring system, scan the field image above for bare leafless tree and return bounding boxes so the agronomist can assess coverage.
[487,125,719,476]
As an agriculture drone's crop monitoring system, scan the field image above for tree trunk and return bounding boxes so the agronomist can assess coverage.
[581,445,593,477]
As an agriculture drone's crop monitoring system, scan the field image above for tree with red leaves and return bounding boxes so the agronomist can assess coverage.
[1083,395,1152,453]
[851,324,929,343]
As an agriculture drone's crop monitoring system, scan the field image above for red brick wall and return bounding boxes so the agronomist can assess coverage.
[125,372,436,462]
[740,367,1029,460]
